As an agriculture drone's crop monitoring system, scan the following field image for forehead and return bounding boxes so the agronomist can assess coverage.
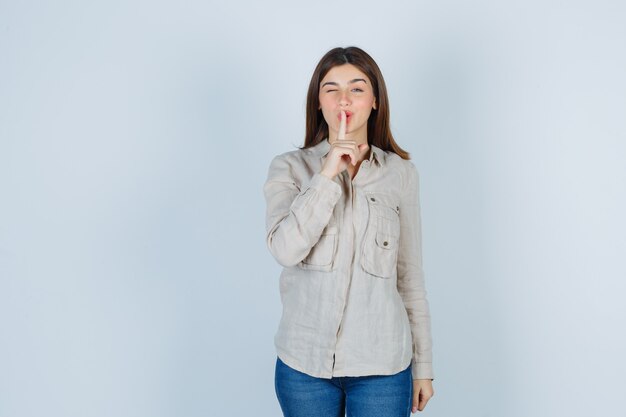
[320,64,370,84]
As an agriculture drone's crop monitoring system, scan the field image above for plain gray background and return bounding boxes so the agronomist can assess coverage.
[1,1,625,416]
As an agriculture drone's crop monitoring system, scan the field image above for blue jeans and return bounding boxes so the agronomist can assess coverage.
[274,356,413,417]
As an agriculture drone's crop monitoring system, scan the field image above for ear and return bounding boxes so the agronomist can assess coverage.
[373,99,377,110]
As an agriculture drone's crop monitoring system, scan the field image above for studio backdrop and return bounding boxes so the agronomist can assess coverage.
[1,1,625,416]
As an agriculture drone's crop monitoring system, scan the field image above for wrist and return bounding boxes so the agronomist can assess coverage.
[320,170,334,179]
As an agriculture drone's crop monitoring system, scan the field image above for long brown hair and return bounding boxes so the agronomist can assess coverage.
[300,46,410,160]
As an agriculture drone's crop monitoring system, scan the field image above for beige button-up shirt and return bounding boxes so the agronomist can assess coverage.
[263,137,434,380]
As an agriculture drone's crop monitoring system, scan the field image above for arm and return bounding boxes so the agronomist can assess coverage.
[396,162,435,381]
[263,154,342,267]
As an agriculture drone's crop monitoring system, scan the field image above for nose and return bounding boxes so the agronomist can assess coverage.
[338,90,351,107]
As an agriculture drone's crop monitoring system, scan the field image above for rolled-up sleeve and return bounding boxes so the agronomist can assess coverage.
[396,161,434,380]
[263,155,342,267]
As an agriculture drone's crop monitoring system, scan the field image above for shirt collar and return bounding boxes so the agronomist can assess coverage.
[313,137,384,167]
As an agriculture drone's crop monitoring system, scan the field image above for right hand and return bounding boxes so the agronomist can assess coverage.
[320,110,369,179]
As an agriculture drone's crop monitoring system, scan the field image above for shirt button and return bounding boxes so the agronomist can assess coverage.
[383,241,388,246]
[370,197,376,202]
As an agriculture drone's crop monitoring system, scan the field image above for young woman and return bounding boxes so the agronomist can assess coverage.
[263,46,435,417]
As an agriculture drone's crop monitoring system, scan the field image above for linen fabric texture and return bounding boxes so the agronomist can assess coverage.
[263,138,434,381]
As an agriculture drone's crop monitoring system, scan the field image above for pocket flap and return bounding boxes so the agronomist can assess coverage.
[365,192,400,219]
[375,231,397,249]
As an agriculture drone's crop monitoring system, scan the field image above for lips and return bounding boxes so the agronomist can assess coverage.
[338,111,352,121]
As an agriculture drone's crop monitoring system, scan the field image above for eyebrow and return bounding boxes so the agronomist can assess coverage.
[321,78,367,88]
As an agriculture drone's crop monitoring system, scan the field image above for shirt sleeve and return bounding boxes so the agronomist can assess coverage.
[396,161,435,381]
[263,154,343,267]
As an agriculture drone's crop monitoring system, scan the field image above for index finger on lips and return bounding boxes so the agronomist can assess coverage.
[338,110,346,140]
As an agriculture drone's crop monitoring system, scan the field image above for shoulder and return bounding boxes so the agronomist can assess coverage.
[265,145,316,182]
[381,150,419,188]
[269,145,316,166]
[271,149,307,164]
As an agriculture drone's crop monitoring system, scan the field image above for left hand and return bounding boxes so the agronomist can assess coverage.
[411,379,434,413]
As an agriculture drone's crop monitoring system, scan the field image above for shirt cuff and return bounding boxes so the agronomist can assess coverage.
[411,360,434,381]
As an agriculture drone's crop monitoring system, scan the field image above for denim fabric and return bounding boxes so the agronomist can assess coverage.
[275,356,413,417]
[263,138,434,380]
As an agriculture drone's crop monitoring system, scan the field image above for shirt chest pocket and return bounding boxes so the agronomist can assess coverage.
[299,225,338,272]
[361,192,400,279]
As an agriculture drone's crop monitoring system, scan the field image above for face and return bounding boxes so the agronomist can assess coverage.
[318,63,377,142]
